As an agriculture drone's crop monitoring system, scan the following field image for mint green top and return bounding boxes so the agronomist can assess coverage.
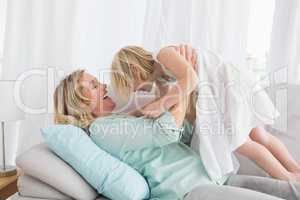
[89,112,219,200]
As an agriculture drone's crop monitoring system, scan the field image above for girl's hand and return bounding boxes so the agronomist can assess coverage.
[141,100,166,118]
[174,44,198,71]
[127,109,143,117]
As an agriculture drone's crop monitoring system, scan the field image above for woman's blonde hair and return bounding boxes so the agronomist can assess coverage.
[53,69,95,128]
[111,46,155,99]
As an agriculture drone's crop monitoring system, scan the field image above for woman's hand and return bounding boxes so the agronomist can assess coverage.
[174,44,198,71]
[141,99,166,118]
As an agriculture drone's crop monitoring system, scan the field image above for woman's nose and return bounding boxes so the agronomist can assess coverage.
[101,84,107,92]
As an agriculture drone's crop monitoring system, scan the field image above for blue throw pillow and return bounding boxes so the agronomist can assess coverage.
[41,124,149,200]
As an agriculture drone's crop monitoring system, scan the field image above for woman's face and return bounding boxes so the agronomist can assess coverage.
[80,72,116,117]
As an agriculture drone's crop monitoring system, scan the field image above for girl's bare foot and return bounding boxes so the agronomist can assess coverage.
[289,173,300,182]
[293,167,300,174]
[287,166,300,174]
[295,173,300,181]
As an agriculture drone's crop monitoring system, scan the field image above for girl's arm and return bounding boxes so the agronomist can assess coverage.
[127,82,170,118]
[142,46,198,118]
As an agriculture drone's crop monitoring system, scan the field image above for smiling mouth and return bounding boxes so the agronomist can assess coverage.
[103,94,109,100]
[103,90,111,100]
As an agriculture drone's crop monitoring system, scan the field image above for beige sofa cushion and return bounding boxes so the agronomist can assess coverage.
[18,175,72,200]
[16,143,98,200]
[12,194,109,200]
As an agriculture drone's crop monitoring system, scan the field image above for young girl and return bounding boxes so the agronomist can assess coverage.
[110,45,300,183]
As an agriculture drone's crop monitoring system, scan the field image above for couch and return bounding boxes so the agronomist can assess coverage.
[10,126,299,200]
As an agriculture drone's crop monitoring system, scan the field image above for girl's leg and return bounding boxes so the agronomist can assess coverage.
[236,139,296,181]
[225,174,300,200]
[250,127,300,174]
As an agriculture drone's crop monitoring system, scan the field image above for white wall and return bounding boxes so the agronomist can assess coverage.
[1,0,148,157]
[0,0,7,77]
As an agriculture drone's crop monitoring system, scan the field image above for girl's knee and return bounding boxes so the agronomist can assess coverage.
[249,127,270,145]
[236,139,268,156]
[236,139,254,154]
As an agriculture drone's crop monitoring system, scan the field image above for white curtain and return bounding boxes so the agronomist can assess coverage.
[0,0,6,68]
[1,0,251,163]
[1,0,147,162]
[143,0,250,65]
[267,0,300,137]
[268,0,300,84]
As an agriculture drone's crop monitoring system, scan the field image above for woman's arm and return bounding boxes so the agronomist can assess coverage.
[142,46,198,118]
[91,91,190,153]
[129,87,190,128]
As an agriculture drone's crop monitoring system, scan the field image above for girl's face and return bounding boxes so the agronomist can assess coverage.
[80,72,116,117]
[132,77,153,92]
[131,67,154,92]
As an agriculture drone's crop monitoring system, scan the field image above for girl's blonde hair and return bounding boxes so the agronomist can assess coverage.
[111,46,155,99]
[53,69,95,128]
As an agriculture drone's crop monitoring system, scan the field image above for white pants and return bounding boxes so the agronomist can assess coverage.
[184,175,300,200]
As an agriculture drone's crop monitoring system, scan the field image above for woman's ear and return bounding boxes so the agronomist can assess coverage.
[80,85,90,99]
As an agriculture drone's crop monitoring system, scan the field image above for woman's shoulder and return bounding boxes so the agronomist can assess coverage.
[89,114,129,140]
[92,114,127,123]
[90,113,142,128]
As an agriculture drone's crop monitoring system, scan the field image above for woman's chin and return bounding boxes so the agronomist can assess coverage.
[107,97,116,107]
[93,97,116,117]
[103,97,116,112]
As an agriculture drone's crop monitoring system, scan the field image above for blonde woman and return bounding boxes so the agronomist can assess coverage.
[110,45,300,183]
[53,69,299,200]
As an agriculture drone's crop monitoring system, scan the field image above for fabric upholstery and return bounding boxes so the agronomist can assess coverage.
[16,143,98,200]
